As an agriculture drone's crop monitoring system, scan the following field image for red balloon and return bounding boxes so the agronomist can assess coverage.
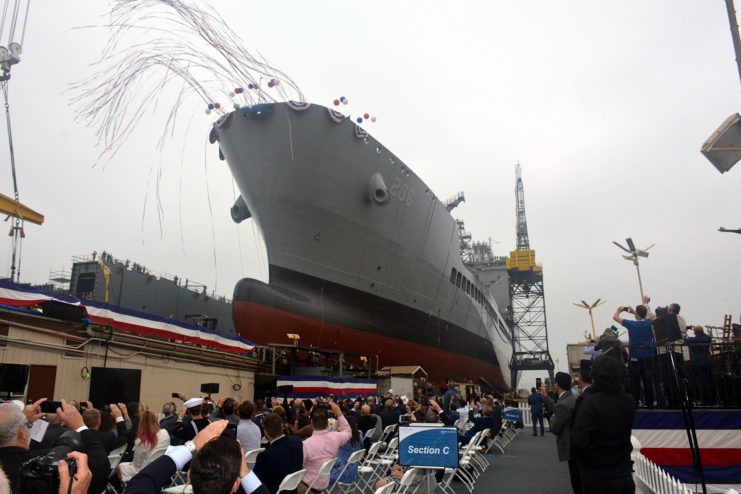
[333,99,340,106]
[364,113,369,119]
[267,81,274,88]
[214,102,221,109]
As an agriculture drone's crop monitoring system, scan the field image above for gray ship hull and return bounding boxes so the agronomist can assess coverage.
[211,102,512,390]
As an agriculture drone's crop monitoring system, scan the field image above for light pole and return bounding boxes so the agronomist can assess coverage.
[573,299,606,340]
[613,238,653,302]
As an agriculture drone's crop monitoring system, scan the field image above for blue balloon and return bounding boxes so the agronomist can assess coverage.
[207,103,214,109]
[356,117,363,123]
[248,83,254,89]
[340,96,346,101]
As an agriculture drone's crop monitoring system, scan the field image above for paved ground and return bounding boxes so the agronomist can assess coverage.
[451,431,573,494]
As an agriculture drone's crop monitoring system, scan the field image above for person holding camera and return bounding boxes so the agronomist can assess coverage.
[124,420,270,494]
[299,401,350,494]
[613,304,656,407]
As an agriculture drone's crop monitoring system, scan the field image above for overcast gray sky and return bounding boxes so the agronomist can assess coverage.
[2,1,740,387]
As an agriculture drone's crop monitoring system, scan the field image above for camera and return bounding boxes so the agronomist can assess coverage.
[40,401,62,414]
[621,306,632,312]
[18,431,81,494]
[399,414,412,425]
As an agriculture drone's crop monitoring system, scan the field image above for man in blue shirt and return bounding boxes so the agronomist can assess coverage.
[527,387,544,436]
[614,304,655,407]
[684,326,715,405]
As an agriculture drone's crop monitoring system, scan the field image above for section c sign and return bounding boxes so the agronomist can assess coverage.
[398,425,458,468]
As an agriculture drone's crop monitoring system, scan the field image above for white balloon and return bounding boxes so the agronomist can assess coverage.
[342,98,349,105]
[371,116,377,122]
[229,92,235,97]
[205,108,212,114]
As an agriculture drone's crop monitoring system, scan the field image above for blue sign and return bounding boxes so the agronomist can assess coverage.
[398,425,458,468]
[502,407,523,422]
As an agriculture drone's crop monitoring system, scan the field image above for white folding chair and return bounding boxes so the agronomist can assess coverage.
[378,424,396,445]
[277,468,307,494]
[373,482,396,494]
[356,441,385,492]
[244,447,265,466]
[395,467,423,494]
[306,458,337,492]
[327,448,365,494]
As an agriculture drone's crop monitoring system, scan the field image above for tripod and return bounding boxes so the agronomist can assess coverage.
[665,341,707,494]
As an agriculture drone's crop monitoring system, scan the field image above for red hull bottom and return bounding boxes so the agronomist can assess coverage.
[235,301,506,390]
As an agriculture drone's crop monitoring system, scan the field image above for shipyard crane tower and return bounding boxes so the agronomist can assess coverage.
[506,164,555,390]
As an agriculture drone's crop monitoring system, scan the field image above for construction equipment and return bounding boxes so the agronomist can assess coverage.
[505,163,554,390]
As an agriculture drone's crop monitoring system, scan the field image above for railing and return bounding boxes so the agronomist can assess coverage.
[583,340,741,408]
[633,452,694,494]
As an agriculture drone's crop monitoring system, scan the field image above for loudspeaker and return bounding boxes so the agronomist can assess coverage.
[652,314,682,344]
[200,383,219,394]
[40,300,86,323]
[702,113,741,173]
[0,364,30,393]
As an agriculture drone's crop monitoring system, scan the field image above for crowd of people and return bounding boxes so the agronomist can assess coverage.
[0,385,507,494]
[584,296,716,408]
[522,296,720,494]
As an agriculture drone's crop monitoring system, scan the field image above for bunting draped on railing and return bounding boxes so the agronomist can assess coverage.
[0,279,255,354]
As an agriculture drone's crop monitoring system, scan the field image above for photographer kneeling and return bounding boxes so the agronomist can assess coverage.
[124,420,270,494]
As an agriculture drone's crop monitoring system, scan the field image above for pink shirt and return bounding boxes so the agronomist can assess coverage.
[302,415,352,490]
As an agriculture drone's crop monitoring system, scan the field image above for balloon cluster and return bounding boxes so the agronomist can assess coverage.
[333,96,350,106]
[332,96,376,124]
[205,102,222,114]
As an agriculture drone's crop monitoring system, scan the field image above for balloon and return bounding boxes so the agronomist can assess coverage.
[267,80,274,88]
[248,83,254,89]
[235,87,243,94]
[253,85,259,90]
[207,103,214,109]
[333,99,340,106]
[214,102,221,109]
[364,113,369,119]
[356,117,363,123]
[342,98,349,105]
[205,108,211,114]
[371,116,377,122]
[271,78,279,86]
[340,96,346,102]
[229,92,235,97]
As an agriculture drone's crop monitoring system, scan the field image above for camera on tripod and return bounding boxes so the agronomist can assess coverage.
[18,431,81,493]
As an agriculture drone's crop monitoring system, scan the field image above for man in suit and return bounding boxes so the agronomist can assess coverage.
[571,356,636,494]
[460,404,495,445]
[539,372,576,465]
[252,413,304,494]
[567,361,594,494]
[527,387,545,436]
[125,420,271,494]
[82,405,129,453]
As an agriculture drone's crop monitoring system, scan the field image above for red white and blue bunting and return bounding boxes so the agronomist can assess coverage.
[354,125,368,140]
[0,280,255,354]
[326,108,346,124]
[275,375,377,398]
[214,113,232,129]
[286,100,311,112]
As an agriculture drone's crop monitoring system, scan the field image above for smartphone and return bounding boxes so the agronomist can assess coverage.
[40,401,62,414]
[171,392,180,398]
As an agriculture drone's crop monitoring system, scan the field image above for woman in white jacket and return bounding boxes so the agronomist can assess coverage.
[117,409,170,482]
